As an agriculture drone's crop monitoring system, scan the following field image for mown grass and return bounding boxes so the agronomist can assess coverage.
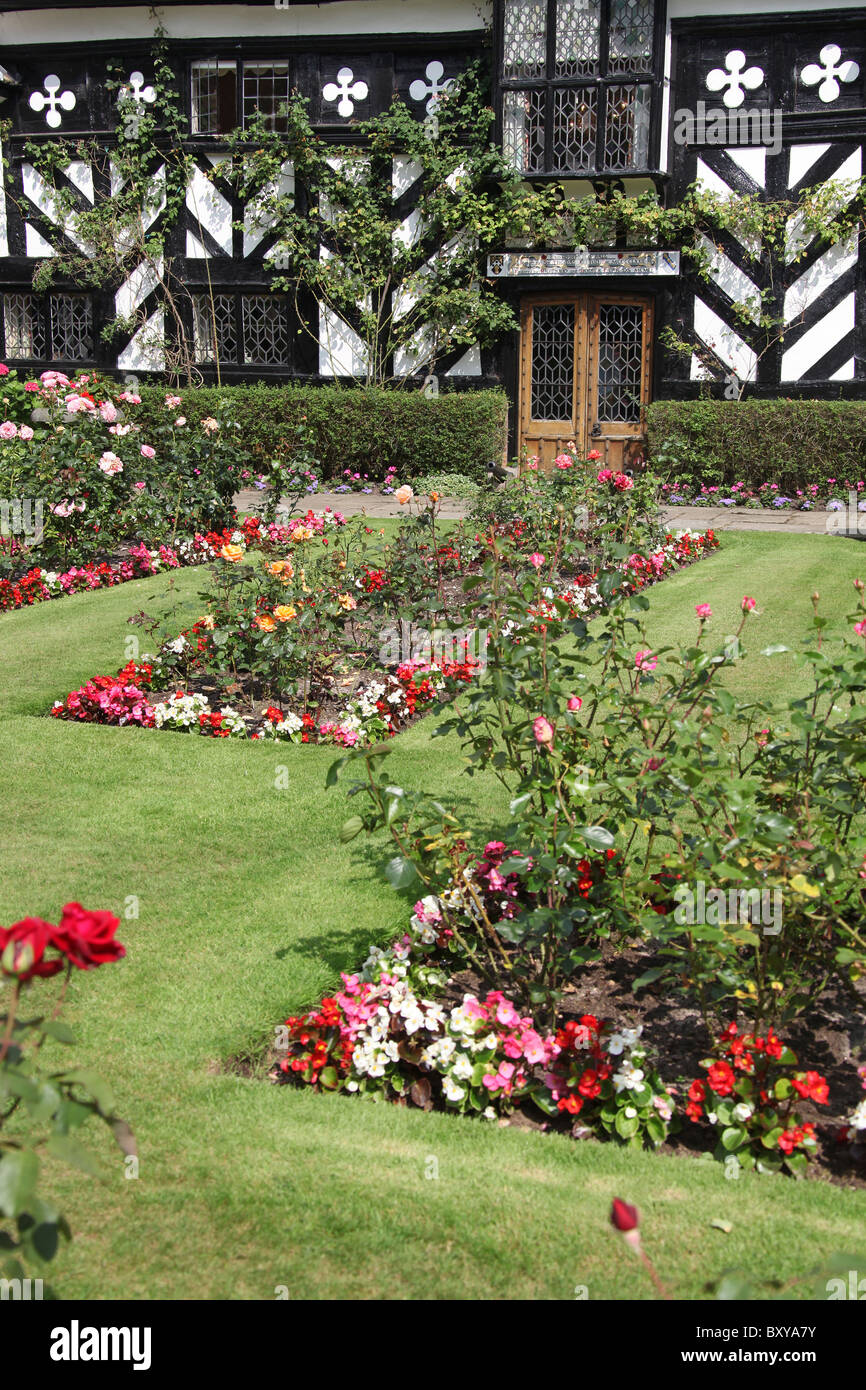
[1,532,865,1300]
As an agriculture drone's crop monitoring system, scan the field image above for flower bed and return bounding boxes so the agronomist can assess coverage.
[661,479,866,511]
[271,871,850,1176]
[47,512,720,746]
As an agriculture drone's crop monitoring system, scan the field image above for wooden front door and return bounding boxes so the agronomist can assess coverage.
[518,293,653,472]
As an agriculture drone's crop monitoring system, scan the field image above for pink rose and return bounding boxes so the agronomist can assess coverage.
[528,552,545,569]
[854,620,866,638]
[567,696,582,711]
[695,604,712,620]
[99,401,117,423]
[17,425,33,441]
[0,420,18,440]
[174,417,186,427]
[635,650,657,672]
[741,596,756,611]
[533,715,554,746]
[0,364,8,377]
[140,444,156,458]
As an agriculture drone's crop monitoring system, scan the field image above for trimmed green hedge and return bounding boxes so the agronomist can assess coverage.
[646,400,866,492]
[136,383,508,484]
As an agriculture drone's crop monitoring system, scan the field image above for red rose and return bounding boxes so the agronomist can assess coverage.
[610,1198,639,1232]
[54,902,125,970]
[0,917,64,981]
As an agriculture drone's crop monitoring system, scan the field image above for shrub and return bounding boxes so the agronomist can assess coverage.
[646,400,866,494]
[133,383,507,485]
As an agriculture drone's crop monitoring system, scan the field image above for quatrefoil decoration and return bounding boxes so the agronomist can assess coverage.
[119,71,156,107]
[29,74,76,128]
[706,51,764,109]
[801,44,860,103]
[322,67,368,119]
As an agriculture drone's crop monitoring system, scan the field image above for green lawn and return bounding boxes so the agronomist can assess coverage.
[2,531,865,1300]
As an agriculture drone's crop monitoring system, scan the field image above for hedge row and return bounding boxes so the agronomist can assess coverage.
[135,382,508,484]
[646,400,866,492]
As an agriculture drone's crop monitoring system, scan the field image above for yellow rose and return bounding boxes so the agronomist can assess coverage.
[197,615,215,631]
[220,543,244,563]
[338,592,357,611]
[273,605,297,623]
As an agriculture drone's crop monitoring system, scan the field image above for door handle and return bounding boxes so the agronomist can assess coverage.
[591,422,601,436]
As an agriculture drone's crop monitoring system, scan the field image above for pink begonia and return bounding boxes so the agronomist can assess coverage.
[635,649,657,672]
[533,715,554,745]
[528,552,545,569]
[0,420,18,440]
[695,603,712,619]
[140,444,156,459]
[18,425,34,441]
[567,695,582,711]
[742,596,756,611]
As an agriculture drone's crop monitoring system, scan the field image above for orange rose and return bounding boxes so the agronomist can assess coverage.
[289,525,314,543]
[197,615,215,630]
[220,543,244,563]
[273,605,297,622]
[267,559,295,580]
[255,613,276,632]
[337,592,357,611]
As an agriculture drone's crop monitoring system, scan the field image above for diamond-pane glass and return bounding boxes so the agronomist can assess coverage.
[503,89,546,173]
[604,83,650,168]
[531,305,574,420]
[608,0,655,75]
[50,296,93,360]
[597,304,642,421]
[503,0,547,81]
[192,294,238,364]
[552,87,597,171]
[554,0,600,78]
[3,293,45,358]
[242,294,289,365]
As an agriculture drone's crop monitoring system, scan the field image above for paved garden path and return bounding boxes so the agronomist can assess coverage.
[234,488,843,534]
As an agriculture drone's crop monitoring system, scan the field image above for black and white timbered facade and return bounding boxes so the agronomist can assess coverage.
[0,0,863,466]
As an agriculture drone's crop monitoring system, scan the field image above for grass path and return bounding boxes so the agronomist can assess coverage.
[1,532,865,1299]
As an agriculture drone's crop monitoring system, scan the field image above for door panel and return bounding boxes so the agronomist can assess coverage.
[519,292,652,472]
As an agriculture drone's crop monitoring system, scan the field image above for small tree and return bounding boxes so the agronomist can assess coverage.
[226,64,565,385]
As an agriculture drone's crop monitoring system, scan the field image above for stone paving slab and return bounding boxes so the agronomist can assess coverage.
[233,488,840,535]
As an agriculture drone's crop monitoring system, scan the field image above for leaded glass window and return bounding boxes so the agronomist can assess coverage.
[596,303,642,420]
[192,293,292,368]
[531,304,574,419]
[500,0,660,174]
[3,292,92,361]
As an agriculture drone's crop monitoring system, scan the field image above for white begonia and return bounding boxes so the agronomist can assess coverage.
[848,1099,866,1131]
[482,1106,497,1120]
[452,1053,473,1082]
[732,1102,753,1123]
[612,1062,645,1094]
[441,1077,466,1103]
[707,1111,718,1125]
[624,1106,637,1119]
